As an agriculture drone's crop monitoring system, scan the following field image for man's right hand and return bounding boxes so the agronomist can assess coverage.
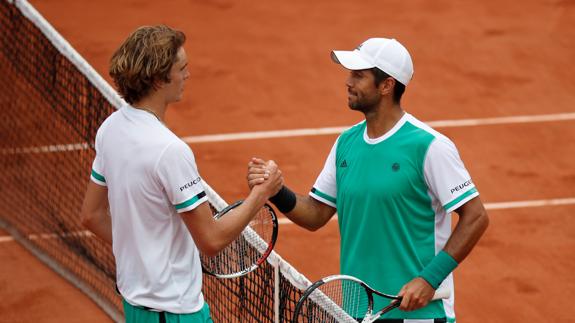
[249,158,283,198]
[247,157,272,189]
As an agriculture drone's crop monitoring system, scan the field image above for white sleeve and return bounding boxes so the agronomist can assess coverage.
[424,135,479,213]
[309,138,338,208]
[90,128,106,186]
[156,141,208,213]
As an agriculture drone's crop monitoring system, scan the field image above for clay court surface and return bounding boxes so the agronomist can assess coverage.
[1,0,574,322]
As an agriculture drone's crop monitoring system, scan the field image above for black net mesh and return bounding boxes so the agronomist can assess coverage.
[204,264,275,322]
[0,0,119,311]
[0,1,340,322]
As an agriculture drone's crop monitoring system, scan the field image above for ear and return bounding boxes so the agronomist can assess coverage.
[379,77,396,97]
[151,78,164,91]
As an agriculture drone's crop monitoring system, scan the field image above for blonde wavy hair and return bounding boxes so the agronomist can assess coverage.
[109,25,186,104]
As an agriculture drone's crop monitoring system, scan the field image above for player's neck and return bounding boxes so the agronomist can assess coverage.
[134,95,167,122]
[364,103,404,139]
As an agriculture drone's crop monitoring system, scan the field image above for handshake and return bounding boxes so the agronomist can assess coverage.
[246,157,298,215]
[246,157,283,198]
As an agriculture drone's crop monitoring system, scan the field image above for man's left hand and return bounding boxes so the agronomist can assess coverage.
[396,277,436,311]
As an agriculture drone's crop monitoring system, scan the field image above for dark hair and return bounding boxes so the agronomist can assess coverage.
[369,68,405,104]
[109,25,186,104]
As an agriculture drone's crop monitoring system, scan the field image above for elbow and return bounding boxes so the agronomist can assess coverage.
[80,212,89,227]
[481,211,490,231]
[287,216,323,231]
[304,223,323,232]
[80,210,96,231]
[196,241,224,257]
[476,209,490,236]
[299,213,331,232]
[199,246,221,258]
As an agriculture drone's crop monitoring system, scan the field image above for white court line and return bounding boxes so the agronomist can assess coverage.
[484,197,575,210]
[0,236,14,243]
[1,197,574,242]
[0,143,89,155]
[276,197,575,225]
[0,230,93,243]
[2,112,573,155]
[182,112,575,143]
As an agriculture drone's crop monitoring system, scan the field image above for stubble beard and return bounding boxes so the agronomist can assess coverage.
[348,94,380,114]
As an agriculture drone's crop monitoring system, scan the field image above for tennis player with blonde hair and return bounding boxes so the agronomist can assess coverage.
[81,25,282,323]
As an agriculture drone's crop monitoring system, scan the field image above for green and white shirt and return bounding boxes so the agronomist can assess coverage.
[91,105,207,313]
[310,113,478,321]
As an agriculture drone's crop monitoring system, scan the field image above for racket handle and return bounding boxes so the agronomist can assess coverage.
[431,285,451,300]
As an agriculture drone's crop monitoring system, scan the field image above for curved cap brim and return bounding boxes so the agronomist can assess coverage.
[331,50,375,70]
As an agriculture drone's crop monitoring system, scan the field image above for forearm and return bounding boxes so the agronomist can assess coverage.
[247,159,336,230]
[191,187,272,256]
[419,197,489,288]
[209,189,269,252]
[278,192,335,231]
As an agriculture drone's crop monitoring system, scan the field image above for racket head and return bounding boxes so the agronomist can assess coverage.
[292,275,374,323]
[293,274,452,323]
[200,200,278,278]
[368,283,452,322]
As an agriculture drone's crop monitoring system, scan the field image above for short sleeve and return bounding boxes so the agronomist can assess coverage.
[156,141,208,213]
[424,136,479,213]
[309,138,338,207]
[90,129,107,186]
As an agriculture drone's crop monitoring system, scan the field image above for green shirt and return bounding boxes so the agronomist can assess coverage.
[310,113,478,320]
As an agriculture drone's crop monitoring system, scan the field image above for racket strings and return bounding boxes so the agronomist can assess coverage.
[201,203,275,277]
[245,206,274,254]
[297,279,369,322]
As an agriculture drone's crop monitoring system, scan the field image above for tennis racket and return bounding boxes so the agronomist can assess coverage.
[200,200,278,278]
[292,274,451,323]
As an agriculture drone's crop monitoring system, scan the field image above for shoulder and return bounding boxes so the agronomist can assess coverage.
[157,137,194,166]
[96,110,120,136]
[404,114,439,138]
[337,120,365,147]
[340,120,366,137]
[403,114,457,150]
[94,111,122,149]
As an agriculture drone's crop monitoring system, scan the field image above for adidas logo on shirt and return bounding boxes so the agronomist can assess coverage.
[340,160,348,168]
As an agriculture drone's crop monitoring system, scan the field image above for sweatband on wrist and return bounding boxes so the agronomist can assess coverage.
[269,186,297,213]
[419,250,459,289]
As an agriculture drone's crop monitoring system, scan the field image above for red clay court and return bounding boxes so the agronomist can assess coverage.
[1,0,574,322]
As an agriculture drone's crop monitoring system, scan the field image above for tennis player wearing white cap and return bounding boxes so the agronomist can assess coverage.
[248,38,489,322]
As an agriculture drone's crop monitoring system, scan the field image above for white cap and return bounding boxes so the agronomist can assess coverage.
[331,38,414,86]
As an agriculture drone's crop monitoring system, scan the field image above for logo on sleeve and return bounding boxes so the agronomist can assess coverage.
[450,180,473,194]
[179,177,202,192]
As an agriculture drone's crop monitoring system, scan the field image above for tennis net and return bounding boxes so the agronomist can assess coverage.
[0,0,343,322]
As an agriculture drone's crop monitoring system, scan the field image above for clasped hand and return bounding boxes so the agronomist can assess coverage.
[247,157,283,197]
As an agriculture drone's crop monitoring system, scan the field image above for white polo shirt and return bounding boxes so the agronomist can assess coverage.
[90,105,207,313]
